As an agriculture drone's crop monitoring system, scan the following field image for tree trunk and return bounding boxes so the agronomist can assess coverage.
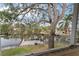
[48,3,55,49]
[70,4,78,46]
[18,31,24,46]
[48,32,55,48]
[48,21,56,48]
[18,37,24,46]
[64,27,68,34]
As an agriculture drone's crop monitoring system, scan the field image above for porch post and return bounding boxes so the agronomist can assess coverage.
[70,4,78,45]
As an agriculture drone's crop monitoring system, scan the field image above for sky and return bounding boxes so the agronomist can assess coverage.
[0,4,9,11]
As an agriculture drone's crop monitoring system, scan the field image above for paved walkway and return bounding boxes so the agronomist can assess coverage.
[49,47,79,56]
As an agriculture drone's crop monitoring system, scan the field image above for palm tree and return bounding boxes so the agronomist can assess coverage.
[57,14,72,34]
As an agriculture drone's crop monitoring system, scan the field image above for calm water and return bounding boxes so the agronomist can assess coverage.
[0,37,21,48]
[0,37,43,50]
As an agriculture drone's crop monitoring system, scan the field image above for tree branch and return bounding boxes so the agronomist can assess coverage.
[58,3,67,20]
[38,20,50,23]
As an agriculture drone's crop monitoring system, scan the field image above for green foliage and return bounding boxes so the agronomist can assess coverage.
[0,23,11,35]
[57,14,72,32]
[0,11,18,22]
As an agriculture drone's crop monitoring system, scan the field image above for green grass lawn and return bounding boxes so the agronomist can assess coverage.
[2,47,32,56]
[1,45,47,56]
[1,43,69,56]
